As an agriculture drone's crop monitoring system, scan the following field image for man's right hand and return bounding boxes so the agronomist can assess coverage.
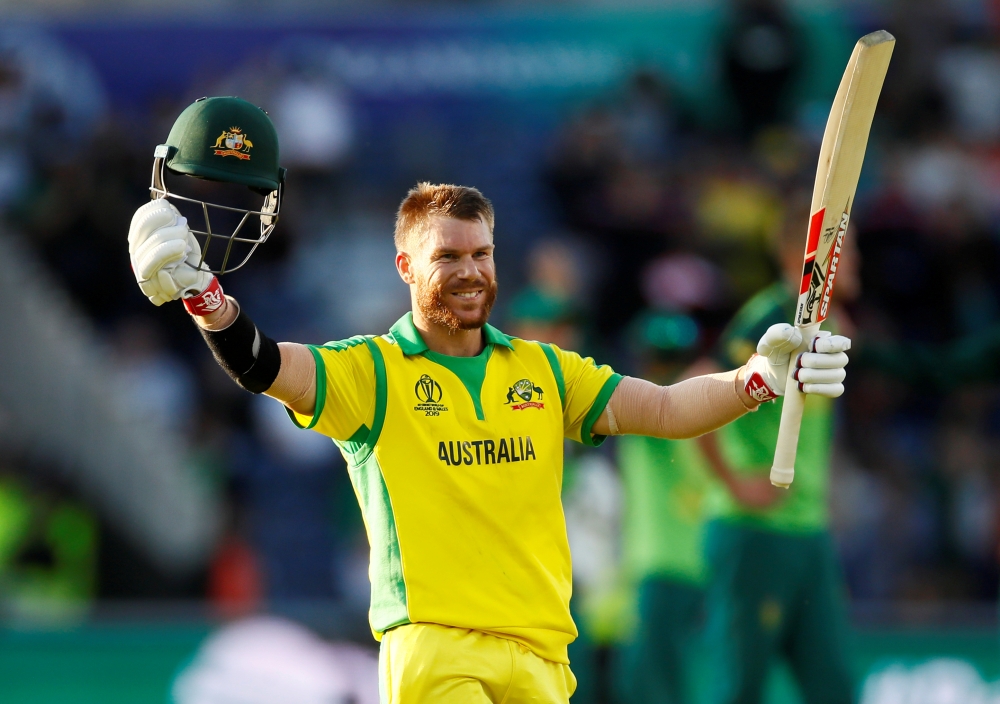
[726,474,784,510]
[128,199,215,306]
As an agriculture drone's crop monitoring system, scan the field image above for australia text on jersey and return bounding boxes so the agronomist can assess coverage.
[438,436,536,466]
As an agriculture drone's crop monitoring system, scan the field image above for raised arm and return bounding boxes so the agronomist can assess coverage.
[129,198,317,416]
[593,324,852,440]
[592,369,755,439]
[193,298,317,416]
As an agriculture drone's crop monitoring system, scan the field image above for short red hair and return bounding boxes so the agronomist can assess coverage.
[394,182,495,251]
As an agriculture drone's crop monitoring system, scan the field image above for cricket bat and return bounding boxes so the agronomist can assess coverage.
[770,30,895,489]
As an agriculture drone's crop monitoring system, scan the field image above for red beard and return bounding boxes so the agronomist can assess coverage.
[416,276,498,333]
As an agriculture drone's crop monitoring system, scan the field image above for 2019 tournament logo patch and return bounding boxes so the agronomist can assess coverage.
[505,378,544,410]
[212,127,253,160]
[414,374,448,416]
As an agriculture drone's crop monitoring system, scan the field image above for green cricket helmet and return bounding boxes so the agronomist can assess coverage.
[629,309,701,360]
[149,96,286,274]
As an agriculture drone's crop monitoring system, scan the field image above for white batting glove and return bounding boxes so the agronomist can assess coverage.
[794,331,851,398]
[744,325,851,402]
[128,199,214,306]
[744,323,802,402]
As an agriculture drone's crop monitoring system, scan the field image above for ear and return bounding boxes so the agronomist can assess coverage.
[396,251,415,285]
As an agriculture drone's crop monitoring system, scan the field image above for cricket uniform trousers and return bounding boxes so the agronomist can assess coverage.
[705,522,854,704]
[380,623,577,704]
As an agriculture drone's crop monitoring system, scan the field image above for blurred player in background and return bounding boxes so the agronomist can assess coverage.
[614,309,719,704]
[507,245,625,704]
[127,98,852,704]
[695,198,859,704]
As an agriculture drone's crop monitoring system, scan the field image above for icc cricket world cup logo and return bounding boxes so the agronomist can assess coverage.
[414,374,447,416]
[415,374,443,404]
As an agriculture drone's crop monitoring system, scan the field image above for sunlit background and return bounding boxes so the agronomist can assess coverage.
[0,0,999,702]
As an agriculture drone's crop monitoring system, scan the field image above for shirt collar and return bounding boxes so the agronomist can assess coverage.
[389,311,514,356]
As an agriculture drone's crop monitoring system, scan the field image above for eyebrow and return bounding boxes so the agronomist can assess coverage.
[432,244,495,255]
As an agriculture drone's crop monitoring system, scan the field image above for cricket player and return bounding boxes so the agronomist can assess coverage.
[696,209,859,704]
[615,309,718,704]
[127,97,852,703]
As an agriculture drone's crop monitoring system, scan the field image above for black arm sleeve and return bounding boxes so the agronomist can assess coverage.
[199,304,281,394]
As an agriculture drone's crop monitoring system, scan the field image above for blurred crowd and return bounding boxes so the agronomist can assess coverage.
[1,0,1000,692]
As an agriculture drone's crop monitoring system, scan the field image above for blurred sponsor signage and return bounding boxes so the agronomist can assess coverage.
[861,659,1000,704]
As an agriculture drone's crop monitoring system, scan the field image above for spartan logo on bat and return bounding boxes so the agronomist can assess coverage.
[212,127,253,160]
[803,208,850,324]
[819,210,850,319]
[506,378,544,410]
[414,374,448,416]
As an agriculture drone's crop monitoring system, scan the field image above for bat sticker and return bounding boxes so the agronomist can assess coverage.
[819,209,850,319]
[799,209,826,296]
[798,206,850,325]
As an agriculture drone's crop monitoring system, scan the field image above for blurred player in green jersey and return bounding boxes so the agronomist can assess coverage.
[614,309,718,704]
[696,201,859,704]
[506,243,625,704]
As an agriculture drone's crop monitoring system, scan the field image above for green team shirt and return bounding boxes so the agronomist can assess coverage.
[709,282,833,533]
[618,435,717,586]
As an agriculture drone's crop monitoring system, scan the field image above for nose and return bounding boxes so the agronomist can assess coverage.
[455,254,480,280]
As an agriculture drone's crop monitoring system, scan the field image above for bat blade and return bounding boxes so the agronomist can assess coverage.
[771,30,894,489]
[796,29,895,330]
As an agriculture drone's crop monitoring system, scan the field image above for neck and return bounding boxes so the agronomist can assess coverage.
[411,309,486,357]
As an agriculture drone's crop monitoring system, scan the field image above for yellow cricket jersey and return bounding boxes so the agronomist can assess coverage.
[288,312,621,664]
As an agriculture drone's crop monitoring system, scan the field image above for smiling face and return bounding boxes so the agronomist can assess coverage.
[397,216,498,332]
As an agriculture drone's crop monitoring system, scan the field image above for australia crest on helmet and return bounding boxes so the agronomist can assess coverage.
[212,127,253,160]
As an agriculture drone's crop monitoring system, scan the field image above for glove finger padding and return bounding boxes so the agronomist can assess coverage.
[183,230,206,268]
[174,230,215,298]
[134,234,190,282]
[794,331,851,396]
[128,199,183,253]
[795,367,846,384]
[801,382,845,398]
[798,351,849,370]
[139,276,177,306]
[757,323,803,364]
[156,268,185,299]
[137,278,166,305]
[813,333,852,354]
[174,262,215,298]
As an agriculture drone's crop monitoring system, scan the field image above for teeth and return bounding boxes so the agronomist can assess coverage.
[455,292,480,298]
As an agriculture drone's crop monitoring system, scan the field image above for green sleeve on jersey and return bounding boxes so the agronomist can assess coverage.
[359,337,388,459]
[538,342,566,406]
[285,345,328,430]
[581,374,624,447]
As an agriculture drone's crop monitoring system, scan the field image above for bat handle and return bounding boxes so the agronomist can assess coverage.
[769,323,821,488]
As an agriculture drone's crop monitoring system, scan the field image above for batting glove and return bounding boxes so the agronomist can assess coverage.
[744,325,851,402]
[128,199,221,312]
[794,331,851,398]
